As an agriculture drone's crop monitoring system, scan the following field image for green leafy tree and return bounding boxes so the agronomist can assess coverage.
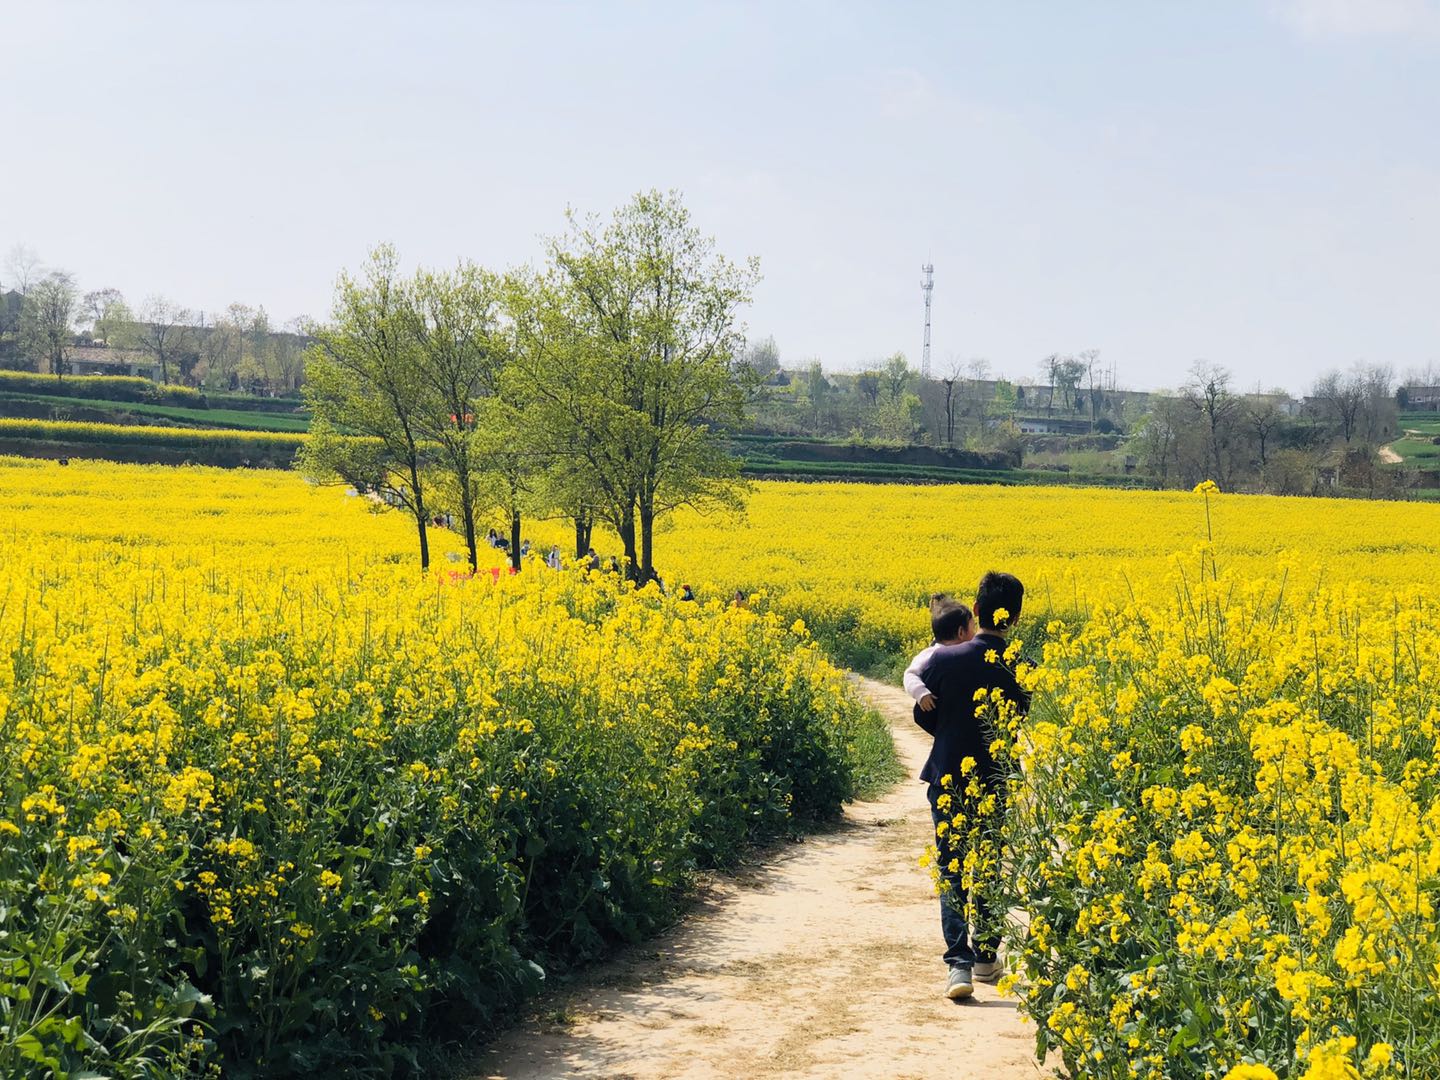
[1136,398,1182,487]
[405,262,507,571]
[883,352,911,402]
[875,390,922,441]
[990,380,1018,420]
[81,287,129,346]
[225,305,276,392]
[301,244,434,569]
[855,370,881,407]
[508,270,643,572]
[265,320,308,393]
[474,384,546,572]
[532,408,607,559]
[512,190,757,582]
[18,271,78,377]
[806,361,830,431]
[1055,356,1085,412]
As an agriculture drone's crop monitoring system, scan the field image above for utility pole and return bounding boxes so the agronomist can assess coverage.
[920,262,934,379]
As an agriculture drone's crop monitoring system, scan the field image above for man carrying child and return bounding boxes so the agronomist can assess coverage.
[906,572,1029,1000]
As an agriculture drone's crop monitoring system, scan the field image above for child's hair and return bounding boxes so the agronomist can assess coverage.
[929,593,973,642]
[975,571,1025,631]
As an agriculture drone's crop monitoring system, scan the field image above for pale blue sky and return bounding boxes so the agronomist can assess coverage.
[3,0,1437,391]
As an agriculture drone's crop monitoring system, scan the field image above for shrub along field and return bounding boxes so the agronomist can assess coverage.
[0,458,893,1077]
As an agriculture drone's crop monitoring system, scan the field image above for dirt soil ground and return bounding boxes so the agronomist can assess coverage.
[470,676,1052,1080]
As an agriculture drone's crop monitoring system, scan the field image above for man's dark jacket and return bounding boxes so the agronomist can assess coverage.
[915,632,1031,786]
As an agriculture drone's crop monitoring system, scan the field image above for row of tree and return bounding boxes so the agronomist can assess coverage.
[1135,360,1408,495]
[742,338,1434,496]
[742,347,1031,447]
[0,245,307,392]
[301,190,757,582]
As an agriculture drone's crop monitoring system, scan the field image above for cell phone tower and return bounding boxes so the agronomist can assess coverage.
[920,262,935,378]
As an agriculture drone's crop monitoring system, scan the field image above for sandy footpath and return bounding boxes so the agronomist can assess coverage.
[470,676,1051,1080]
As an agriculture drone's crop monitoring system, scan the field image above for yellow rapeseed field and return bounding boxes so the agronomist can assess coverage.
[608,478,1439,1077]
[3,457,1437,1078]
[521,480,1440,671]
[997,567,1439,1079]
[0,457,885,1077]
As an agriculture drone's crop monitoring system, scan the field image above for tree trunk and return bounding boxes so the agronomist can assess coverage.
[616,508,638,582]
[639,503,655,584]
[408,459,430,571]
[458,473,478,572]
[509,508,522,572]
[414,510,430,572]
[573,514,592,560]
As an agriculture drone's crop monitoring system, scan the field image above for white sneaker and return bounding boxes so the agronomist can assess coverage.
[973,958,1002,983]
[945,966,974,1000]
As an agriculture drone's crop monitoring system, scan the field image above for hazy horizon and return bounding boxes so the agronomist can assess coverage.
[3,1,1438,395]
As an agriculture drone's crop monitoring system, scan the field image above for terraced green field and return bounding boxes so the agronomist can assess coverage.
[1392,436,1440,462]
[0,391,310,432]
[1390,413,1440,465]
[741,457,1147,488]
[1399,411,1440,435]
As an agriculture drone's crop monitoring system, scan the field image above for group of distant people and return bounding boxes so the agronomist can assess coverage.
[483,528,532,559]
[575,546,697,599]
[443,523,754,609]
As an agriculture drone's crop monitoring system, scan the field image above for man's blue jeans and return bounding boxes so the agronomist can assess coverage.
[927,781,999,969]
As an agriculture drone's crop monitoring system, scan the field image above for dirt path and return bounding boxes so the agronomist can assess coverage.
[470,676,1050,1080]
[1379,444,1404,465]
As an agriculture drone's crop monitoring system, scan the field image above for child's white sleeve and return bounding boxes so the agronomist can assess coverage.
[903,645,937,703]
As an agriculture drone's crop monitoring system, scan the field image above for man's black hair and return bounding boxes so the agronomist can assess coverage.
[929,594,972,642]
[975,571,1024,631]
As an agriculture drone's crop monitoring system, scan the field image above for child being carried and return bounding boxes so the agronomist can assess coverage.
[902,594,975,712]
